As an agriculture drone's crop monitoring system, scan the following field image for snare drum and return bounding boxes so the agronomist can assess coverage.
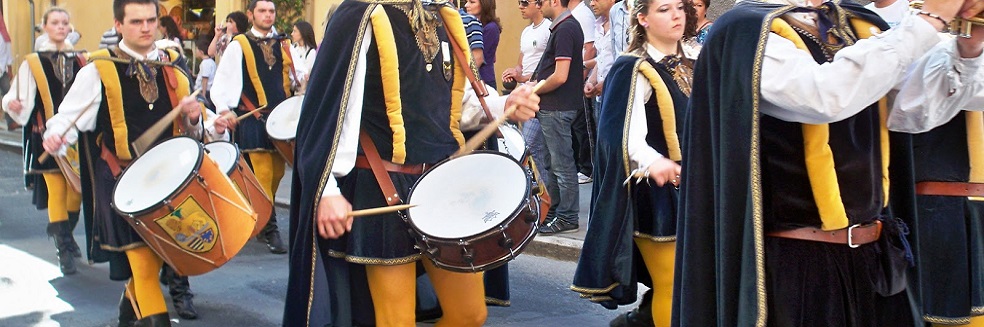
[205,141,272,238]
[406,151,539,273]
[112,137,256,276]
[266,96,303,167]
[497,125,527,162]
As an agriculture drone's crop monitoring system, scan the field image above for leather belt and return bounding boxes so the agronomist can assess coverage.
[767,220,882,248]
[916,181,984,197]
[354,155,429,175]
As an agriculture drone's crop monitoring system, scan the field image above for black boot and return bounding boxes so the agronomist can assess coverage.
[161,265,198,320]
[67,212,82,258]
[46,221,77,275]
[132,313,171,327]
[609,289,654,327]
[117,292,137,327]
[258,217,287,254]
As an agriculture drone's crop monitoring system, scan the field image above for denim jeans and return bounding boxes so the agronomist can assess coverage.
[521,118,552,187]
[539,110,579,224]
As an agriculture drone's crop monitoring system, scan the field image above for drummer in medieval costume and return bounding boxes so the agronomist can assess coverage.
[282,0,540,325]
[42,0,206,326]
[674,0,984,324]
[571,0,696,325]
[210,0,295,254]
[2,8,85,276]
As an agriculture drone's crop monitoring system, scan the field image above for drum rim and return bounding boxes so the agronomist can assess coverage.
[497,124,529,161]
[425,218,539,273]
[204,141,240,175]
[405,150,533,240]
[111,136,205,217]
[265,95,303,141]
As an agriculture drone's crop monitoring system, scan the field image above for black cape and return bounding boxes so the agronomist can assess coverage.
[571,54,686,309]
[283,1,479,325]
[672,2,891,325]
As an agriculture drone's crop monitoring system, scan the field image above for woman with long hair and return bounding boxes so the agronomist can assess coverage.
[159,15,182,44]
[464,0,501,90]
[571,0,697,325]
[290,20,317,88]
[1,7,84,275]
[208,11,248,60]
[692,0,713,44]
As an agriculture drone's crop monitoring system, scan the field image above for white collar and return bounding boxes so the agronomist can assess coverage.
[646,43,667,62]
[118,41,160,61]
[250,27,278,38]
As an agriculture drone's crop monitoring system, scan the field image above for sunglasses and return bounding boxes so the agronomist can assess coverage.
[519,0,541,7]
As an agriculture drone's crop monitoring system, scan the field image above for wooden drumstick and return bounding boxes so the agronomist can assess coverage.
[131,89,202,156]
[37,96,99,163]
[236,105,267,121]
[348,204,416,217]
[453,81,544,158]
[202,105,267,131]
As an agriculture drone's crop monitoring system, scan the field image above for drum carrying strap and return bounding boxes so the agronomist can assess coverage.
[359,130,402,205]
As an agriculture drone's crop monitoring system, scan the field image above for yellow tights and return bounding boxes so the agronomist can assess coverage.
[124,247,166,318]
[365,259,487,327]
[247,152,286,200]
[41,173,81,223]
[634,239,676,327]
[934,316,984,327]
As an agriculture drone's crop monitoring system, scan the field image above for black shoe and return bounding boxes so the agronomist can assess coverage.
[161,265,198,320]
[259,222,287,254]
[67,212,82,258]
[173,295,198,320]
[538,217,579,235]
[264,230,287,254]
[47,221,77,274]
[609,307,655,327]
[118,292,137,327]
[133,313,171,327]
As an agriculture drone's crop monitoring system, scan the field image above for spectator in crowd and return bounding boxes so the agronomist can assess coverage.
[209,11,248,60]
[194,36,215,107]
[503,0,552,182]
[465,0,502,90]
[693,0,713,44]
[99,26,121,49]
[535,0,585,235]
[568,0,596,184]
[610,0,630,54]
[157,16,183,51]
[0,7,13,130]
[584,0,615,152]
[459,8,485,71]
[864,0,909,28]
[290,20,317,91]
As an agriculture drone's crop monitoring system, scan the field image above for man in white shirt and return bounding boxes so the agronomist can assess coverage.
[865,0,911,28]
[583,0,615,171]
[675,0,984,325]
[568,0,596,183]
[211,0,294,254]
[503,0,551,85]
[41,1,205,325]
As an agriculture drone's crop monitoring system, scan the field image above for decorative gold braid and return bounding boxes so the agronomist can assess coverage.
[570,282,620,295]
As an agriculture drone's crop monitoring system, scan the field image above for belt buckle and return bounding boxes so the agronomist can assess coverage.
[847,223,862,248]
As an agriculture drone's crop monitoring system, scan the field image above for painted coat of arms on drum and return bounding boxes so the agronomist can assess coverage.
[153,197,218,253]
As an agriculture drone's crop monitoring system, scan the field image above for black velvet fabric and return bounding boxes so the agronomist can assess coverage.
[899,113,984,323]
[234,36,289,151]
[572,55,687,309]
[673,1,902,326]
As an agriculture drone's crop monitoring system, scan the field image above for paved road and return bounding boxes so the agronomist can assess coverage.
[0,147,639,326]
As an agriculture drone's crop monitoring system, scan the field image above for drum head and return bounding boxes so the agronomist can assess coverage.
[266,96,304,141]
[497,125,526,161]
[408,152,529,239]
[114,137,202,214]
[204,142,239,174]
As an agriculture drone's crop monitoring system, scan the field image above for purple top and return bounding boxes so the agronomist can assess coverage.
[479,21,499,90]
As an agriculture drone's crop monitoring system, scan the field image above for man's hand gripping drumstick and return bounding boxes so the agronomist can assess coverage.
[315,83,541,240]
